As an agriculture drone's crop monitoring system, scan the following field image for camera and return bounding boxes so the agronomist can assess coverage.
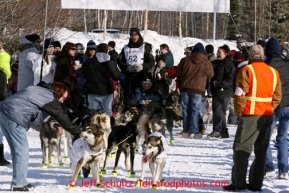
[156,49,160,54]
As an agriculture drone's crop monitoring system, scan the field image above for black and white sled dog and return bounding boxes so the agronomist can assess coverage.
[137,132,167,189]
[136,102,166,153]
[40,109,91,168]
[40,116,64,168]
[68,124,104,189]
[165,91,183,145]
[102,106,140,177]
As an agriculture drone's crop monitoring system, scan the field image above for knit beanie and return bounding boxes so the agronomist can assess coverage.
[108,41,116,48]
[265,37,281,58]
[53,41,61,48]
[191,43,207,56]
[25,34,41,43]
[130,28,141,36]
[140,71,152,83]
[75,43,85,54]
[44,38,54,50]
[205,44,214,54]
[87,40,97,49]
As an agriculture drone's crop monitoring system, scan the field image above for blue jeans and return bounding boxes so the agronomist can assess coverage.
[87,94,113,116]
[181,92,202,134]
[266,107,289,173]
[0,111,29,187]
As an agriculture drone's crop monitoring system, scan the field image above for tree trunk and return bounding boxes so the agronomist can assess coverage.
[110,10,114,28]
[128,11,134,29]
[103,10,107,40]
[185,12,188,37]
[122,11,128,29]
[140,11,144,29]
[83,9,87,32]
[179,11,183,47]
[143,9,148,39]
[206,12,209,39]
[97,10,100,28]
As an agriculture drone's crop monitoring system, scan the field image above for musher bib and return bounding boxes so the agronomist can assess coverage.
[124,44,145,66]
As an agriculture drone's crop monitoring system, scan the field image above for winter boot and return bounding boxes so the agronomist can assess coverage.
[0,144,11,166]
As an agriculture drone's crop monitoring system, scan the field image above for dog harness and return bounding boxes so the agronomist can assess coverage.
[70,138,103,166]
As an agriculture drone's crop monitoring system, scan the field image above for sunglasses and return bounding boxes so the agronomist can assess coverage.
[142,81,152,85]
[88,48,96,51]
[70,48,76,51]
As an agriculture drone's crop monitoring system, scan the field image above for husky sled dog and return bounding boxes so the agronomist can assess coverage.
[91,113,113,151]
[40,116,63,168]
[200,97,213,130]
[137,102,166,152]
[137,132,167,189]
[102,106,140,177]
[68,124,104,188]
[165,91,183,144]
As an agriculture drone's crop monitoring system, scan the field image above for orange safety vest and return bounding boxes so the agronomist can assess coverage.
[243,62,278,116]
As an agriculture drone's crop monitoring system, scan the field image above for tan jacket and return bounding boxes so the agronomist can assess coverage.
[234,63,282,118]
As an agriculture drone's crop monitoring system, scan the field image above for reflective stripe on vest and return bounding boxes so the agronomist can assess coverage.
[245,65,277,114]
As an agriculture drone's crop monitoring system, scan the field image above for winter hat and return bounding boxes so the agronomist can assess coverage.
[205,44,214,54]
[44,38,54,50]
[108,41,116,48]
[25,34,41,43]
[249,44,264,60]
[53,41,61,48]
[140,71,152,83]
[130,28,141,36]
[75,43,85,54]
[265,37,281,58]
[191,43,206,56]
[257,40,266,48]
[233,51,243,61]
[87,40,97,49]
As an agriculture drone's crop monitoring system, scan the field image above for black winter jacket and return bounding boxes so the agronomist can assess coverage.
[82,53,121,95]
[210,56,235,97]
[266,56,289,109]
[0,68,11,101]
[108,49,119,62]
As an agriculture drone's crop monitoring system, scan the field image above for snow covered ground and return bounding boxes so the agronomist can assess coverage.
[1,29,288,192]
[0,124,288,193]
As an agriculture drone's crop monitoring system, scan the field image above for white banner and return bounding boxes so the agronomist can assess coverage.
[61,0,230,13]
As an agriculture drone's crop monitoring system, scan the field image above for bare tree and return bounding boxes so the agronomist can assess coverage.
[178,11,183,46]
[84,9,87,32]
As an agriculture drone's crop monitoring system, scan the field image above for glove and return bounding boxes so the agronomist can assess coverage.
[127,65,136,72]
[134,65,143,72]
[127,65,143,72]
